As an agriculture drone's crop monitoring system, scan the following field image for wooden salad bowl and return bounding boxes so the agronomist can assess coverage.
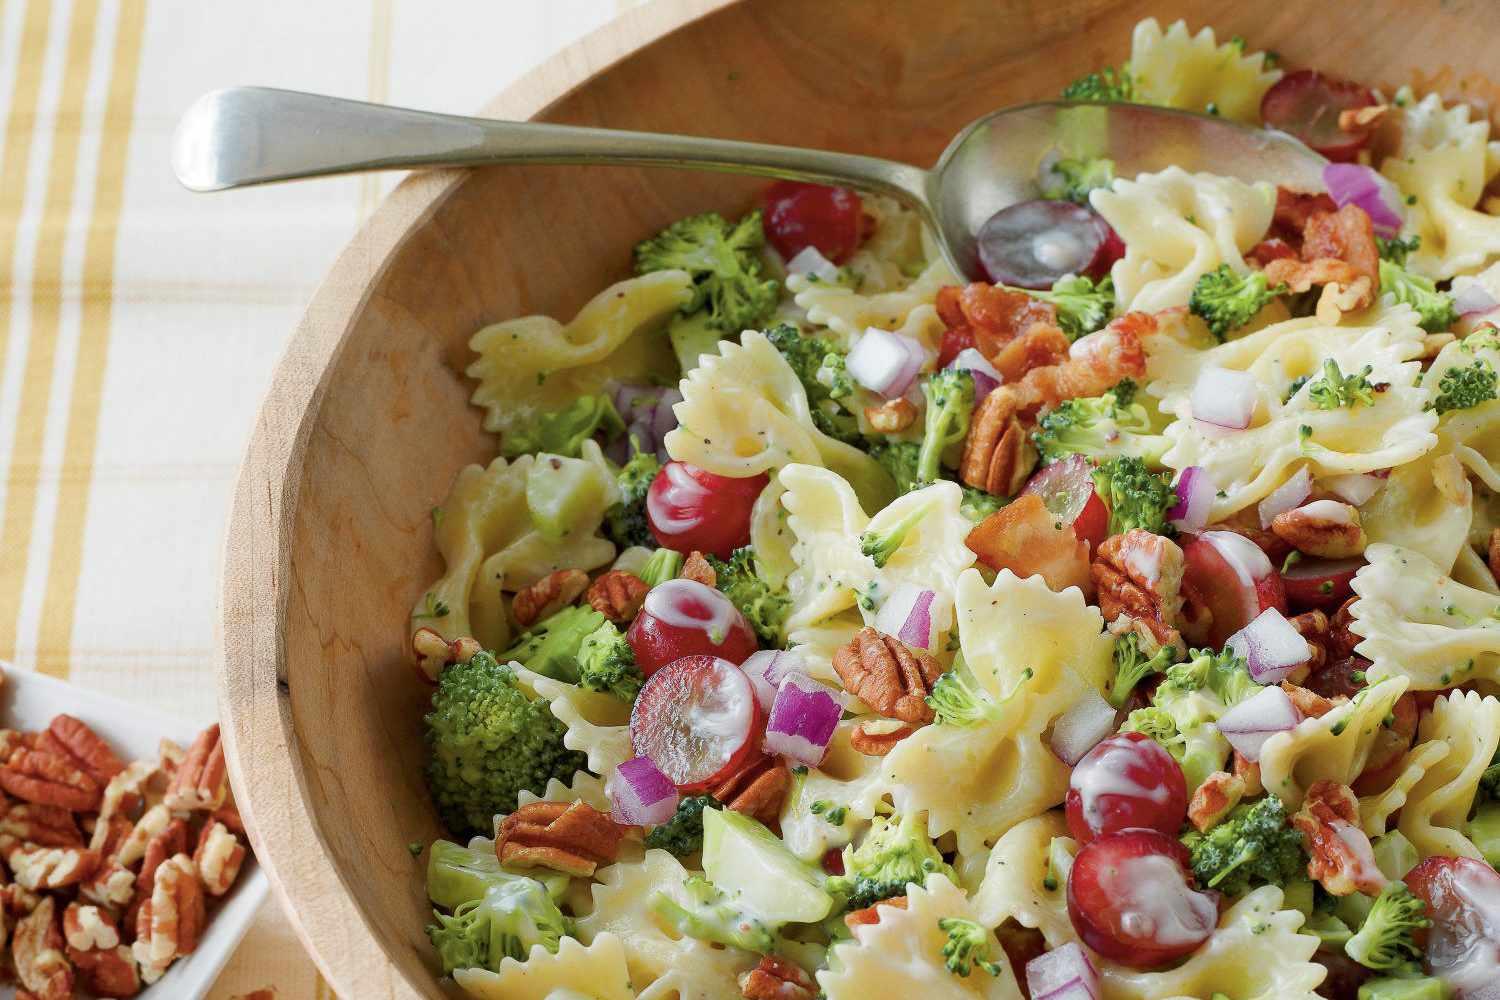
[216,0,1498,994]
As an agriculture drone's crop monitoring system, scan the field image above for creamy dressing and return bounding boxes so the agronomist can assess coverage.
[645,461,708,533]
[1100,853,1217,947]
[1122,537,1163,587]
[1432,864,1500,996]
[1072,743,1171,829]
[1202,530,1272,588]
[1329,819,1387,890]
[1294,498,1355,524]
[643,579,740,645]
[1033,229,1087,272]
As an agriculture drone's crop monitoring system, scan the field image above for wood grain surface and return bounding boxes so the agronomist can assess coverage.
[216,0,1500,995]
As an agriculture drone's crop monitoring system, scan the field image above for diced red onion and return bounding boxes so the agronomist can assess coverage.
[740,649,807,713]
[1214,685,1303,762]
[1227,607,1312,685]
[1454,282,1499,317]
[606,756,680,826]
[765,673,843,765]
[1323,163,1404,238]
[948,348,1003,403]
[847,327,927,399]
[1258,467,1312,529]
[873,583,937,649]
[1322,472,1383,506]
[1202,530,1274,590]
[1049,690,1119,766]
[786,246,842,283]
[1027,943,1101,1000]
[1191,366,1258,430]
[1169,466,1216,534]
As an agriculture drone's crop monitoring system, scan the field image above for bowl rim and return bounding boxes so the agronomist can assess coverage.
[215,1,734,995]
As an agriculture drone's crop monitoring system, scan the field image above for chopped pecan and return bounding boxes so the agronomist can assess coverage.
[1,882,43,917]
[80,862,135,910]
[1188,771,1246,832]
[850,719,916,756]
[864,397,918,433]
[1293,780,1388,896]
[42,715,125,789]
[494,801,625,877]
[1233,751,1264,798]
[157,739,185,773]
[586,570,650,623]
[1327,598,1361,662]
[844,895,908,929]
[411,628,482,684]
[0,747,101,812]
[681,551,717,587]
[1288,610,1330,677]
[5,842,100,891]
[709,756,790,826]
[959,389,1036,496]
[1353,693,1420,795]
[1280,682,1341,719]
[13,897,73,1000]
[69,944,140,999]
[212,796,246,838]
[0,730,37,760]
[1271,500,1366,559]
[90,760,160,855]
[132,854,204,983]
[115,804,173,868]
[63,902,120,952]
[1092,530,1186,648]
[164,725,227,812]
[832,628,943,725]
[1,803,82,848]
[136,818,190,897]
[965,494,1091,595]
[193,821,246,896]
[511,569,590,629]
[739,955,816,1000]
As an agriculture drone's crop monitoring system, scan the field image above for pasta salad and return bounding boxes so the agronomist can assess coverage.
[409,18,1500,1000]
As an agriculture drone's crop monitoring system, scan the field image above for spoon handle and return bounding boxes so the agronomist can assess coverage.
[173,87,932,207]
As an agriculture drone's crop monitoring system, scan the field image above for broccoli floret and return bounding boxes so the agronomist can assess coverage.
[501,393,623,458]
[1189,264,1286,340]
[707,547,790,645]
[764,323,862,444]
[423,653,587,838]
[1120,706,1188,756]
[937,918,1004,977]
[1480,747,1500,801]
[960,486,1005,521]
[498,605,606,684]
[1062,66,1133,101]
[828,811,955,911]
[1429,357,1499,415]
[1107,632,1179,709]
[1027,274,1116,340]
[1379,259,1457,332]
[1377,234,1422,267]
[635,211,778,333]
[603,438,661,549]
[1091,456,1177,535]
[1181,796,1307,897]
[1307,358,1378,410]
[917,370,976,485]
[1344,882,1430,971]
[651,875,776,953]
[1160,647,1261,708]
[1040,157,1117,206]
[644,794,719,856]
[1109,377,1139,406]
[576,621,643,701]
[1120,702,1229,793]
[424,843,574,975]
[928,656,1032,726]
[1032,389,1170,465]
[860,498,933,568]
[870,440,922,494]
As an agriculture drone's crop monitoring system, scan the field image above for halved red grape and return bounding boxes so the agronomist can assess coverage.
[1066,828,1218,968]
[762,181,865,264]
[647,461,767,559]
[976,200,1114,289]
[630,654,762,791]
[1022,454,1109,550]
[1065,731,1187,843]
[1260,70,1378,162]
[627,579,758,676]
[1405,856,1500,985]
[1282,556,1363,610]
[1181,530,1287,648]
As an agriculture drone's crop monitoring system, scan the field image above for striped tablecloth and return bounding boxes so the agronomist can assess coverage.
[0,1,643,995]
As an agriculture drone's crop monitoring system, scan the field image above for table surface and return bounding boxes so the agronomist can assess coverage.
[0,0,644,995]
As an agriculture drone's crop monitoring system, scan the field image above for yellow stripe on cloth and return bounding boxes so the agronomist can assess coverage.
[36,0,147,678]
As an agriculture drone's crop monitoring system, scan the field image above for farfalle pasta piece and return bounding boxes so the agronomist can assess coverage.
[666,332,896,510]
[790,254,958,344]
[468,270,693,437]
[818,873,1022,1000]
[1350,543,1500,690]
[1128,18,1283,123]
[1258,676,1409,809]
[778,719,887,861]
[1149,305,1436,521]
[452,933,635,1000]
[788,613,864,688]
[514,666,633,778]
[1380,88,1500,280]
[515,771,610,814]
[855,479,977,641]
[1396,690,1500,859]
[970,813,1075,946]
[1359,740,1451,838]
[1091,167,1275,312]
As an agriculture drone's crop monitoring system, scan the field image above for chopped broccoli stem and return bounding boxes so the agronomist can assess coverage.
[917,370,976,486]
[828,811,954,911]
[706,546,791,645]
[1062,66,1133,102]
[1379,258,1457,332]
[603,437,661,550]
[634,211,778,332]
[928,656,1032,726]
[1429,357,1499,415]
[765,324,863,444]
[1091,456,1177,535]
[1032,388,1169,465]
[1107,632,1179,708]
[1040,156,1117,206]
[1180,796,1307,897]
[1307,358,1378,410]
[937,918,1004,977]
[644,795,719,856]
[1189,264,1285,340]
[1022,274,1116,340]
[1344,882,1430,971]
[640,547,684,587]
[498,605,606,684]
[859,499,933,568]
[501,393,624,458]
[650,875,777,953]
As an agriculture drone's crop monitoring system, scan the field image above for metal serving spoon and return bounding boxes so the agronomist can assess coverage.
[173,87,1325,280]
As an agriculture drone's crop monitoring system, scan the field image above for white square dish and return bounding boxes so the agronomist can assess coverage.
[0,663,269,1000]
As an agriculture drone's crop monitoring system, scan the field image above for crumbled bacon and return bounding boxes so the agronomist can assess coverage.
[965,494,1091,595]
[1263,204,1381,314]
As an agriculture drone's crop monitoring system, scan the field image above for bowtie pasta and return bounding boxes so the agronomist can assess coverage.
[410,17,1500,1000]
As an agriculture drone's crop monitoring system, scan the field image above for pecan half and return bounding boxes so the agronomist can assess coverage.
[850,719,916,756]
[864,398,918,434]
[960,389,1036,496]
[586,570,649,623]
[136,818,190,897]
[1188,771,1246,832]
[42,715,125,789]
[13,897,73,1000]
[709,756,790,826]
[115,804,173,868]
[164,725,227,813]
[193,821,246,896]
[739,955,816,1000]
[832,628,942,725]
[844,895,908,929]
[494,801,625,877]
[1,803,82,848]
[1280,682,1341,719]
[1293,780,1388,896]
[63,902,120,952]
[133,854,204,983]
[5,842,101,891]
[412,628,482,684]
[0,747,101,812]
[212,797,246,838]
[0,729,37,760]
[69,944,140,999]
[1271,500,1366,559]
[1288,610,1330,678]
[80,862,135,910]
[681,551,717,587]
[965,494,1091,595]
[1092,530,1186,648]
[511,569,590,628]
